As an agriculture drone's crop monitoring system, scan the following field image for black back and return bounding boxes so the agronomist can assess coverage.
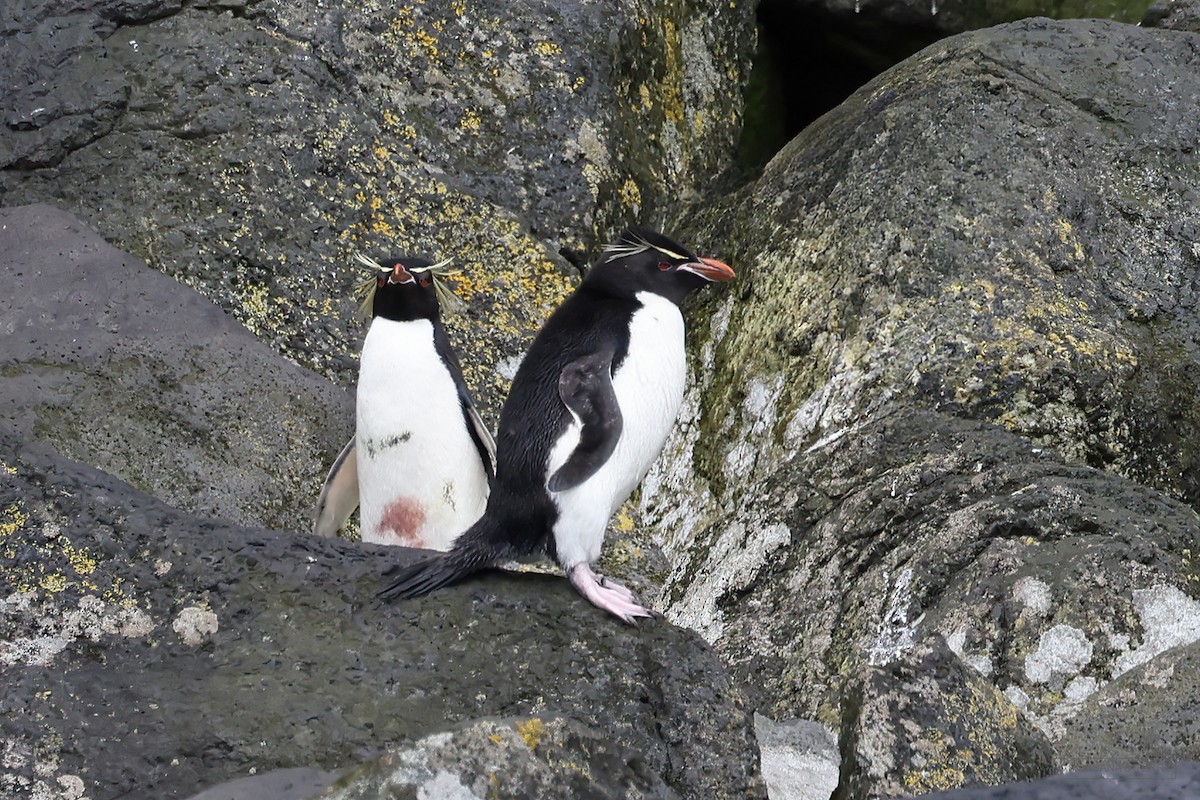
[484,227,721,554]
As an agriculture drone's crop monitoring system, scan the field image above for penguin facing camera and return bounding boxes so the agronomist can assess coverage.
[379,227,734,623]
[312,254,496,549]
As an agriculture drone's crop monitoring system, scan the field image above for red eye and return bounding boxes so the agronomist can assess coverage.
[377,277,386,287]
[419,276,431,286]
[658,261,672,271]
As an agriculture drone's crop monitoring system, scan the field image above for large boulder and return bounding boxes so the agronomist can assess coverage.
[0,428,765,800]
[646,16,1200,797]
[0,203,351,532]
[0,0,756,414]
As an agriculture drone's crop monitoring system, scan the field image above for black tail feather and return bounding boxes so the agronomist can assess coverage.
[377,515,506,602]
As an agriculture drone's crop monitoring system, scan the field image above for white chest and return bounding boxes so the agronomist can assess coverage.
[355,318,488,549]
[550,292,687,568]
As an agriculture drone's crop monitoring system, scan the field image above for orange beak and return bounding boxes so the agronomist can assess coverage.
[681,256,735,282]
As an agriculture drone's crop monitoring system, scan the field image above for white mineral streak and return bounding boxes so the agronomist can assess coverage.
[866,567,922,665]
[665,522,792,641]
[1112,584,1200,677]
[1024,624,1093,685]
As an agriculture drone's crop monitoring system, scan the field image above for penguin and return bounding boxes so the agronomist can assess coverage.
[312,255,496,549]
[378,228,734,622]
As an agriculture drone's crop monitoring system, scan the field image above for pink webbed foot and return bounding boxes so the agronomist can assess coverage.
[568,563,653,624]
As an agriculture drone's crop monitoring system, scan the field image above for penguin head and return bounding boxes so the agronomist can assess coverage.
[354,253,466,322]
[586,227,735,304]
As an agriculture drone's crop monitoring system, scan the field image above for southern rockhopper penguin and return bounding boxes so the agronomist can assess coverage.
[378,228,734,623]
[312,255,496,549]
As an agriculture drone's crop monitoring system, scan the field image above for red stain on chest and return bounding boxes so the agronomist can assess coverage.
[380,497,427,547]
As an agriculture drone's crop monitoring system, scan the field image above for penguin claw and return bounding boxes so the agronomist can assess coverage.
[570,564,653,625]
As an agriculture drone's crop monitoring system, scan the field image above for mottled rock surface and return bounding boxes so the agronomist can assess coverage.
[317,717,681,799]
[0,203,352,532]
[0,0,755,414]
[0,430,764,800]
[642,16,1200,798]
[1056,640,1200,769]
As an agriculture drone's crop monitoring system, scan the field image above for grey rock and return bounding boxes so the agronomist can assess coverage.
[914,761,1200,800]
[1143,0,1200,31]
[184,768,338,800]
[0,429,765,800]
[640,16,1200,797]
[1056,640,1200,770]
[0,0,756,413]
[0,203,353,532]
[316,717,681,799]
[841,637,1055,798]
[755,714,839,800]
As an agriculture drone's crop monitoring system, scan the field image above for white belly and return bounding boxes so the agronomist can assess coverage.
[550,292,687,568]
[356,318,489,549]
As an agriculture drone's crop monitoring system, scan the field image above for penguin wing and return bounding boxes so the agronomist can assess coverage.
[462,393,498,480]
[547,350,623,492]
[312,437,359,537]
[433,323,497,480]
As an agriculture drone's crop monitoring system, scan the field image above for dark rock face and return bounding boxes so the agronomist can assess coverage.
[0,429,764,800]
[1143,0,1200,30]
[765,0,1154,34]
[0,0,756,414]
[1057,640,1200,769]
[839,637,1055,798]
[0,203,352,532]
[639,16,1200,798]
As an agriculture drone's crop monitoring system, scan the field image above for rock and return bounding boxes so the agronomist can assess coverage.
[755,714,839,800]
[763,0,1154,34]
[916,761,1200,800]
[0,203,352,532]
[0,429,765,800]
[316,717,680,799]
[642,16,1200,796]
[184,768,338,800]
[840,637,1054,798]
[0,0,756,415]
[1056,640,1200,769]
[1143,0,1200,31]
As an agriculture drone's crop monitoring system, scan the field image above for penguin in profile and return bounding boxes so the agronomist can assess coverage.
[312,254,496,549]
[378,228,734,622]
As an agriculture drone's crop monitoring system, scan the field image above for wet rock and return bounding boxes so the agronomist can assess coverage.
[0,429,764,800]
[0,203,352,532]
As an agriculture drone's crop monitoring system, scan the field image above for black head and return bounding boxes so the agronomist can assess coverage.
[583,227,735,304]
[368,256,441,322]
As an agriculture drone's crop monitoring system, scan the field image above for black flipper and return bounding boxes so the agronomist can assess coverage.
[378,514,507,601]
[433,322,497,481]
[547,351,623,492]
